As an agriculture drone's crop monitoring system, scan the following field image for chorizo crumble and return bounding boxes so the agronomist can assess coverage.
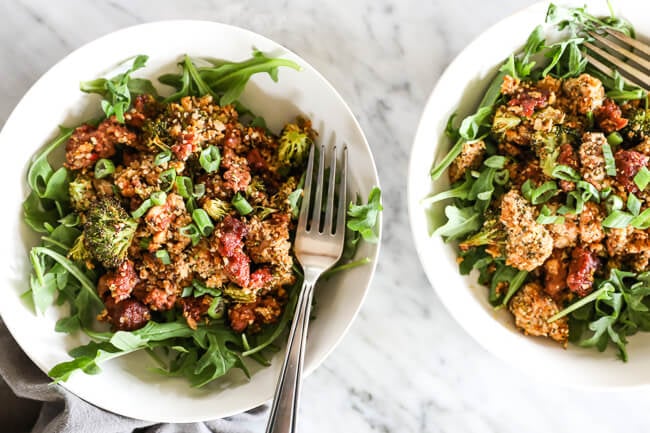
[66,94,307,334]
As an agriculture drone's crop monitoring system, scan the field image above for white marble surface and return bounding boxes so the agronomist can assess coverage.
[3,0,650,432]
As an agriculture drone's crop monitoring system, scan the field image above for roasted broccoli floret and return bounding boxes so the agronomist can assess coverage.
[83,196,137,268]
[68,233,95,269]
[532,126,579,177]
[142,118,172,150]
[202,198,231,221]
[278,118,314,167]
[491,106,521,138]
[69,174,96,212]
[622,108,650,143]
[458,215,506,258]
[246,177,266,197]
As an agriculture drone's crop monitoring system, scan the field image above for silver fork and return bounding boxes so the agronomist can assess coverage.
[584,28,650,90]
[265,143,348,433]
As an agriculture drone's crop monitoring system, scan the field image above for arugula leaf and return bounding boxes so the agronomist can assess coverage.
[27,126,74,199]
[346,187,382,243]
[500,25,545,79]
[433,205,481,241]
[487,262,527,307]
[49,321,195,382]
[30,246,102,309]
[421,172,474,206]
[431,89,502,180]
[551,269,650,361]
[80,78,158,99]
[23,191,60,234]
[190,325,249,387]
[288,174,305,219]
[542,37,587,78]
[81,55,149,123]
[458,107,493,141]
[160,49,301,106]
[546,3,635,37]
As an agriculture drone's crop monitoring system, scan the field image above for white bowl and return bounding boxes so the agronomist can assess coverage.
[0,21,380,421]
[408,0,650,389]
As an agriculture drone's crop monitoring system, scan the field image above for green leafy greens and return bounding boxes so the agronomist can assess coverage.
[159,49,301,106]
[425,3,650,360]
[23,48,382,387]
[80,55,152,123]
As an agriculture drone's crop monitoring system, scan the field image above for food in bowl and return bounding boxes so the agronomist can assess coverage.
[425,3,650,361]
[24,51,381,387]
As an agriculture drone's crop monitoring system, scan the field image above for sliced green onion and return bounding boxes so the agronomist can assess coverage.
[551,164,580,182]
[567,190,585,214]
[192,209,214,237]
[634,166,650,191]
[602,210,635,228]
[494,169,510,186]
[155,249,171,265]
[522,180,558,205]
[192,279,221,297]
[159,169,177,192]
[483,155,507,169]
[131,198,153,219]
[600,186,612,200]
[602,143,617,177]
[232,192,253,215]
[181,286,194,297]
[606,194,624,213]
[586,111,594,128]
[186,197,198,213]
[627,193,642,216]
[150,191,167,206]
[175,176,193,198]
[576,180,600,203]
[180,223,201,246]
[207,296,224,319]
[631,208,650,229]
[536,205,565,225]
[154,149,172,165]
[607,131,623,146]
[199,145,221,173]
[94,158,115,179]
[139,237,151,249]
[193,183,206,199]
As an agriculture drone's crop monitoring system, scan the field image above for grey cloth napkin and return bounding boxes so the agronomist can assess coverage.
[0,320,265,433]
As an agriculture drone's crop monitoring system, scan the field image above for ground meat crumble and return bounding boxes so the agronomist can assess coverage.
[65,94,305,334]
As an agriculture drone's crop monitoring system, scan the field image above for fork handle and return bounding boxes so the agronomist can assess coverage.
[265,275,316,433]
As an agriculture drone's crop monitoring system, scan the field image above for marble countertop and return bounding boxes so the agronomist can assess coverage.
[3,0,650,432]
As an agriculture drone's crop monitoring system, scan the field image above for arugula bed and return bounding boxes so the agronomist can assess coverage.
[426,3,650,361]
[23,51,381,387]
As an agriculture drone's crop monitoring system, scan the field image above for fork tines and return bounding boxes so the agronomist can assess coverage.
[584,29,650,90]
[298,143,348,236]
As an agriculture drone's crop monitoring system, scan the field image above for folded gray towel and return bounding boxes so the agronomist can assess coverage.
[0,320,265,433]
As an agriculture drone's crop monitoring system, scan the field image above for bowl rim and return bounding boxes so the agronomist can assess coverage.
[0,19,382,421]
